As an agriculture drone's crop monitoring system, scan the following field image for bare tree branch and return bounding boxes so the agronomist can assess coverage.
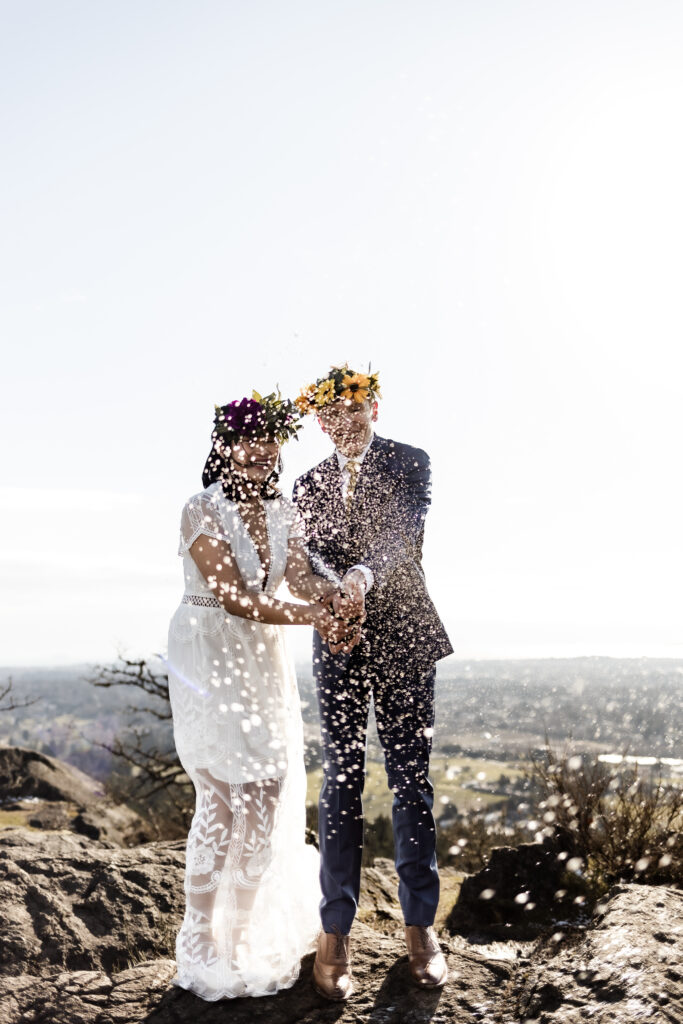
[85,656,193,832]
[87,657,171,720]
[0,677,40,713]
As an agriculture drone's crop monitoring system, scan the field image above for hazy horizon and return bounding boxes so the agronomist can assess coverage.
[3,653,683,674]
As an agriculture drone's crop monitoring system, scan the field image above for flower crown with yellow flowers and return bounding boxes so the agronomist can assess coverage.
[295,364,381,414]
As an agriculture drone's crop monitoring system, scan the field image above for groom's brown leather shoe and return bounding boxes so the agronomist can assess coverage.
[404,925,448,988]
[312,929,354,1001]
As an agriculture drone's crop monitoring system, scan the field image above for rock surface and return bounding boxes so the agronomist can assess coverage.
[0,827,184,978]
[511,884,683,1023]
[446,837,580,941]
[0,745,152,846]
[357,856,405,932]
[0,825,681,1024]
[0,746,105,806]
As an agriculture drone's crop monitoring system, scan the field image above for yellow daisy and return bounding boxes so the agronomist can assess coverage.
[340,372,372,404]
[314,379,336,406]
[295,386,316,414]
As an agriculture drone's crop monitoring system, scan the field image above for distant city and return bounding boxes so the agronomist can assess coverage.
[2,657,681,784]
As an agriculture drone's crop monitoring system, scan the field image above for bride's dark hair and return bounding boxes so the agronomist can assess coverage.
[202,433,282,501]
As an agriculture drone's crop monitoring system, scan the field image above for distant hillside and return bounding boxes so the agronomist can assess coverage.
[2,658,682,783]
[0,665,158,781]
[298,657,683,760]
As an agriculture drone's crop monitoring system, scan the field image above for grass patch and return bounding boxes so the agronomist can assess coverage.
[306,755,526,820]
[0,809,40,828]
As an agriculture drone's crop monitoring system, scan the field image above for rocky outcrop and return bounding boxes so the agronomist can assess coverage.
[0,962,178,1024]
[0,745,106,805]
[446,836,580,940]
[0,824,680,1024]
[0,827,184,979]
[0,826,515,1023]
[511,885,683,1022]
[0,745,152,846]
[0,932,516,1024]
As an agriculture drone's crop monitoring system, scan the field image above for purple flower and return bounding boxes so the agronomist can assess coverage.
[216,397,265,437]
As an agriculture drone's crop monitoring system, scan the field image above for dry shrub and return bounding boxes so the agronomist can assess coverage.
[530,745,683,891]
[437,813,530,874]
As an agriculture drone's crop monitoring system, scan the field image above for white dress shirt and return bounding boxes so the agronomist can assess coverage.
[335,434,375,593]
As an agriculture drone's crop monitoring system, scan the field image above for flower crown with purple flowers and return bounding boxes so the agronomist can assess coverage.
[213,390,302,445]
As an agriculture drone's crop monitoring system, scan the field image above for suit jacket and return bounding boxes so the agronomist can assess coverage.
[293,434,453,673]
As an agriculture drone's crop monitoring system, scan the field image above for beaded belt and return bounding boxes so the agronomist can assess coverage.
[182,594,221,608]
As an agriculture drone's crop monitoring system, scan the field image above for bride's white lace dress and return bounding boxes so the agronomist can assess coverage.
[167,482,320,1000]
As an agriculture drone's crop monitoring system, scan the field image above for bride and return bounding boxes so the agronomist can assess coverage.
[167,391,356,1000]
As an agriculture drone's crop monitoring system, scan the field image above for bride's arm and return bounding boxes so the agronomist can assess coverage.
[189,533,336,632]
[285,537,364,656]
[284,536,339,603]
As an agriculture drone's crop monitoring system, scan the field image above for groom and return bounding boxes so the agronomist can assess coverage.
[293,366,453,1000]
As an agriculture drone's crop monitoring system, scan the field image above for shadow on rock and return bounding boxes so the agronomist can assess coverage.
[142,952,348,1024]
[371,957,445,1024]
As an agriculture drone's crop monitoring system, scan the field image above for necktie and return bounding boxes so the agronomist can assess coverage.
[345,459,360,513]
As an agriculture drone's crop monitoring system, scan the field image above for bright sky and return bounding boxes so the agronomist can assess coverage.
[1,1,682,666]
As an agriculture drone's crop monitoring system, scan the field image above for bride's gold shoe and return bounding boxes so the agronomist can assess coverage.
[312,929,354,1001]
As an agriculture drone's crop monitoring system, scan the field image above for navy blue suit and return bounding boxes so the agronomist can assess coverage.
[294,434,452,933]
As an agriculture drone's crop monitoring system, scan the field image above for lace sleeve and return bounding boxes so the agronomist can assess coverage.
[178,491,230,556]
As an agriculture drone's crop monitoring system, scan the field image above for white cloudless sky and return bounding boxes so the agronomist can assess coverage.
[1,0,682,666]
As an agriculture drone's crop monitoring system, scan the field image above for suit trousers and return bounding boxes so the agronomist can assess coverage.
[313,631,440,934]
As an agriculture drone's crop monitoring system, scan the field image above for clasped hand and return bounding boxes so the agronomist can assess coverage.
[314,577,366,654]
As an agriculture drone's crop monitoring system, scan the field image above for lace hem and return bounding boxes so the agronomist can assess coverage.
[172,768,319,1000]
[171,961,301,1000]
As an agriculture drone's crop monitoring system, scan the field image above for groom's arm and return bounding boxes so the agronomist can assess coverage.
[292,473,342,586]
[285,536,339,602]
[360,446,432,589]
